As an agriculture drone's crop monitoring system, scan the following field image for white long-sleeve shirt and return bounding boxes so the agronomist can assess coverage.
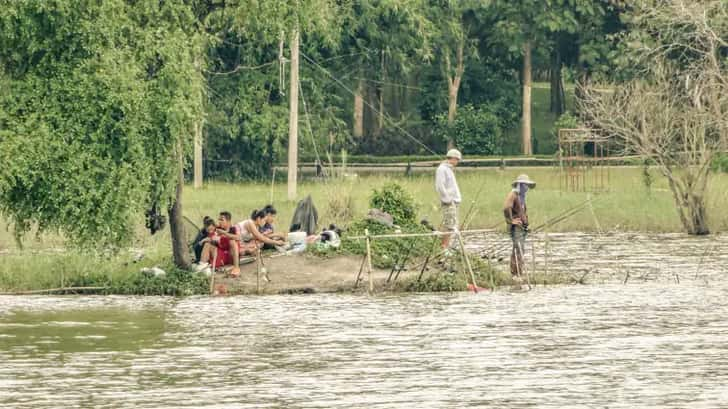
[435,162,461,205]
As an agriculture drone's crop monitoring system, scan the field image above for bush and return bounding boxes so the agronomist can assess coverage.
[711,153,728,173]
[342,218,433,269]
[433,104,503,155]
[370,182,417,225]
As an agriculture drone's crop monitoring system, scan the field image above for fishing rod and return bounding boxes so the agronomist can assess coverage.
[479,197,596,259]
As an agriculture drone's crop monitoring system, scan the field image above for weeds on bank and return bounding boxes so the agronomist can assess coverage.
[0,251,209,296]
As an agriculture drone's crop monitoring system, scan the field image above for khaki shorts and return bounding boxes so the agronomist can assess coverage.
[440,203,459,231]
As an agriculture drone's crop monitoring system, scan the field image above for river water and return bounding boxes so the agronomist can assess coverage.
[2,233,728,408]
[1,286,727,408]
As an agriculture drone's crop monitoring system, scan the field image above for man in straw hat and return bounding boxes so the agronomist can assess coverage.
[435,149,462,251]
[503,174,536,280]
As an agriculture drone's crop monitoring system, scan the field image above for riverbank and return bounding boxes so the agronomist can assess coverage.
[2,168,727,294]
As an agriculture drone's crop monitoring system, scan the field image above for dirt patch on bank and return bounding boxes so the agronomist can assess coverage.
[212,254,401,295]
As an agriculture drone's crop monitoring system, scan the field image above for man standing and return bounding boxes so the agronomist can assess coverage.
[435,149,462,250]
[503,174,536,280]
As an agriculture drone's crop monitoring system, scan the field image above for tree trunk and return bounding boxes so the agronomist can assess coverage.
[169,144,191,270]
[665,172,710,235]
[446,42,465,149]
[522,40,533,155]
[353,78,364,138]
[549,49,565,115]
[377,50,386,135]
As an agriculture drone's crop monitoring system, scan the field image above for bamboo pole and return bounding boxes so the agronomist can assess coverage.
[354,254,367,288]
[256,248,261,294]
[348,228,497,240]
[456,232,478,293]
[210,252,217,295]
[1,286,108,296]
[365,229,374,294]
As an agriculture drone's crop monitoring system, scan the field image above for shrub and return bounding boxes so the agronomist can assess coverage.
[433,104,503,155]
[370,182,417,225]
[342,218,433,269]
[711,153,728,173]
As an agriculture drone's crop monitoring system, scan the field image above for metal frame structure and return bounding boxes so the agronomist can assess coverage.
[558,128,610,193]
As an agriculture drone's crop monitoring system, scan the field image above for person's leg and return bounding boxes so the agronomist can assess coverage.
[229,243,240,277]
[200,243,213,264]
[514,227,525,276]
[440,204,457,250]
[510,225,519,276]
[231,243,239,268]
[194,243,203,263]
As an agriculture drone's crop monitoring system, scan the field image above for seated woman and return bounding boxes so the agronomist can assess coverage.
[260,205,287,249]
[237,209,285,256]
[193,216,216,263]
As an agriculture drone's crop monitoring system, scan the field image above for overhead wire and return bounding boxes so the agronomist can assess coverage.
[298,80,327,177]
[299,51,439,156]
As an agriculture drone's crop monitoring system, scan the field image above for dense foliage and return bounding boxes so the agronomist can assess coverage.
[369,182,418,225]
[0,0,631,253]
[0,1,203,248]
[433,104,503,155]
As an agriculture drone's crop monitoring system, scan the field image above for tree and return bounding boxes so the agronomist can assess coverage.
[339,0,431,138]
[580,0,728,235]
[0,1,204,267]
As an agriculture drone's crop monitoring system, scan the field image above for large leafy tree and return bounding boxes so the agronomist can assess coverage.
[0,0,204,266]
[201,0,344,177]
[339,0,431,139]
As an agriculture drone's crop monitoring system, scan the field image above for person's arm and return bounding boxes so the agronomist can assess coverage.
[435,166,452,204]
[247,223,283,246]
[503,192,517,225]
[216,226,241,241]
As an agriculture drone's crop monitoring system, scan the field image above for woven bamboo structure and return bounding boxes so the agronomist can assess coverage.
[558,128,610,193]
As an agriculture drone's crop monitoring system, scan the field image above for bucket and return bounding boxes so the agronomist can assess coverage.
[288,231,307,245]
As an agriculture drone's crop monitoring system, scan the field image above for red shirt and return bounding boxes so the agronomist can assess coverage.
[217,225,240,251]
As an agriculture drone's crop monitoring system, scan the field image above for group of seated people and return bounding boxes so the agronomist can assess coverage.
[191,205,286,277]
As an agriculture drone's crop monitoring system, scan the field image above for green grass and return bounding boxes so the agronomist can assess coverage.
[2,167,728,292]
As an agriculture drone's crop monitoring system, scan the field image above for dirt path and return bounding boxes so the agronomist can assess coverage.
[211,254,405,295]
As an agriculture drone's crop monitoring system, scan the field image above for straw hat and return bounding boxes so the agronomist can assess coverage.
[512,174,536,188]
[446,149,462,161]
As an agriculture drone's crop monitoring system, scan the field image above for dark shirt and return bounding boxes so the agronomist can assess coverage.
[503,191,528,226]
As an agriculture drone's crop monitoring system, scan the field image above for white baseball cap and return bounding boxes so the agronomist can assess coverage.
[446,149,462,161]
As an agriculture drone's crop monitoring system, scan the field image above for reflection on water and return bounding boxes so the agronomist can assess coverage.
[2,284,728,408]
[0,308,166,354]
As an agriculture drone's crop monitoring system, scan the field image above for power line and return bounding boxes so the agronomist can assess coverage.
[300,51,438,156]
[205,60,277,76]
[352,77,425,91]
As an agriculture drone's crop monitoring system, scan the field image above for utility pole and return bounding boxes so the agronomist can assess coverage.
[522,40,533,156]
[287,29,299,201]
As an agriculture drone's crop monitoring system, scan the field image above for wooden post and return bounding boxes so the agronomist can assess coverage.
[287,29,299,201]
[365,229,374,294]
[456,232,478,292]
[193,121,203,189]
[210,253,217,295]
[531,241,537,283]
[256,248,261,295]
[354,254,367,288]
[522,40,533,155]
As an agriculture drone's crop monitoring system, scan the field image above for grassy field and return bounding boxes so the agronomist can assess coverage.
[2,167,728,292]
